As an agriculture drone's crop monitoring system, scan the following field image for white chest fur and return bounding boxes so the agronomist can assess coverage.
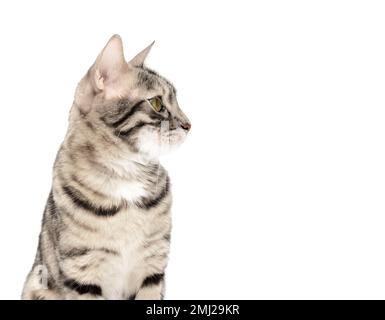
[60,164,170,299]
[111,180,147,203]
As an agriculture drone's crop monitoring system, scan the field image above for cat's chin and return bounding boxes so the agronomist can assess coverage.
[135,127,187,161]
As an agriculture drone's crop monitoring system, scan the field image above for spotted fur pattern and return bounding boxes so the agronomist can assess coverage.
[22,35,190,300]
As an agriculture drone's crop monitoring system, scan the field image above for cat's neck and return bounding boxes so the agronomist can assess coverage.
[54,127,165,203]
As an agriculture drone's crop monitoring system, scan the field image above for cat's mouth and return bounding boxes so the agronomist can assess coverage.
[134,123,188,160]
[161,128,187,146]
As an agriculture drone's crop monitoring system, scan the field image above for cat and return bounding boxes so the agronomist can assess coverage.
[22,35,191,300]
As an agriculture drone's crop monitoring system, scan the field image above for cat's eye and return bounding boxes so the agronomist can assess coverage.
[147,96,164,112]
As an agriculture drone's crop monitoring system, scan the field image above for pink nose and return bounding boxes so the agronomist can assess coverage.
[181,122,191,131]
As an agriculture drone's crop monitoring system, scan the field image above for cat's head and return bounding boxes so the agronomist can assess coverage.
[73,35,191,161]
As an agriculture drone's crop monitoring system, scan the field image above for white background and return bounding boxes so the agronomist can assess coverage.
[0,0,385,300]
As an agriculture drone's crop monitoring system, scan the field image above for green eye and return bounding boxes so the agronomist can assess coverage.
[148,96,163,112]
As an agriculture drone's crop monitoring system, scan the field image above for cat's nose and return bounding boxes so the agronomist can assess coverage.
[181,122,191,131]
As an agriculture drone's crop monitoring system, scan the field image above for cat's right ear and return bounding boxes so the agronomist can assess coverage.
[75,35,128,114]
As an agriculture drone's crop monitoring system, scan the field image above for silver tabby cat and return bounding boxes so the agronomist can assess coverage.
[22,35,191,300]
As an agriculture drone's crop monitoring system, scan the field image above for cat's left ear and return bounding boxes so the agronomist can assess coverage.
[128,41,155,67]
[93,34,127,91]
[75,35,128,114]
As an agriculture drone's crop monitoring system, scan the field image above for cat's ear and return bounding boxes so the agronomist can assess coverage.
[92,34,127,91]
[128,41,155,67]
[75,35,128,114]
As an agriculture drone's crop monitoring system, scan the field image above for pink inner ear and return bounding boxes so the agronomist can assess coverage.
[94,69,104,91]
[98,35,126,80]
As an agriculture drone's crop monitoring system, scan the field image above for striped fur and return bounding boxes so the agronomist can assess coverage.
[22,35,190,300]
